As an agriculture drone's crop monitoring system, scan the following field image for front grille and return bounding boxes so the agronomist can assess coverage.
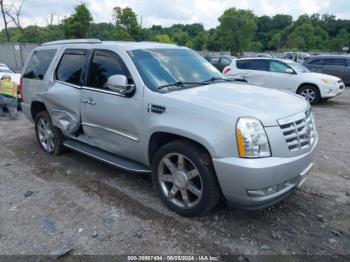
[279,109,316,152]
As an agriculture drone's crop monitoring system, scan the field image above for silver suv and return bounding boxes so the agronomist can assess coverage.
[21,39,318,217]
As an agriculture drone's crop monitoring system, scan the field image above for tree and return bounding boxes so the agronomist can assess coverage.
[113,6,140,39]
[329,28,350,51]
[217,8,257,55]
[150,34,174,43]
[271,14,293,30]
[0,0,10,41]
[63,3,93,38]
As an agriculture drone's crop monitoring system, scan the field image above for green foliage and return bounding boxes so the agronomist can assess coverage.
[62,3,93,38]
[1,4,350,53]
[113,6,141,39]
[217,8,257,55]
[150,34,174,43]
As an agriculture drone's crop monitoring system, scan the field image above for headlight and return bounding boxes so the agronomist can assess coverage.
[236,118,271,158]
[321,78,337,85]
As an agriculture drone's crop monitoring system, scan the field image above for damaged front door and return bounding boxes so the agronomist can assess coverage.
[43,49,88,134]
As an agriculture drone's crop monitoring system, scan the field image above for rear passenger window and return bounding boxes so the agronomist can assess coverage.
[237,59,269,71]
[236,60,249,69]
[23,49,57,80]
[309,59,323,65]
[56,49,87,86]
[323,58,346,67]
[87,50,130,89]
[248,59,269,71]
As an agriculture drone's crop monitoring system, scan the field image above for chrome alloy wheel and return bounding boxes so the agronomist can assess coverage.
[300,88,316,103]
[37,118,55,153]
[158,153,203,209]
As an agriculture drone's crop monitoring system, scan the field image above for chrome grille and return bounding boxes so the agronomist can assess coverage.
[279,109,316,152]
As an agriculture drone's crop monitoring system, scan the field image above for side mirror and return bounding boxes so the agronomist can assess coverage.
[107,75,136,97]
[286,68,295,74]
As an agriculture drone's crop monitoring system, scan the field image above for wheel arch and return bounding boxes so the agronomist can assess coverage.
[296,83,320,95]
[31,101,47,121]
[148,132,213,166]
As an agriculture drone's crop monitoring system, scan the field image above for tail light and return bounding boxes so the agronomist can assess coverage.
[223,66,232,74]
[19,76,23,101]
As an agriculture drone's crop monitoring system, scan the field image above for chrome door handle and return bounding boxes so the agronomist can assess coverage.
[82,98,96,105]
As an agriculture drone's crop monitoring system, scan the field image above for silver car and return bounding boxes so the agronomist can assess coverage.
[21,39,318,217]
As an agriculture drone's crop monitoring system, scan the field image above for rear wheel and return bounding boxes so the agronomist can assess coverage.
[35,111,65,155]
[152,140,221,217]
[298,85,321,105]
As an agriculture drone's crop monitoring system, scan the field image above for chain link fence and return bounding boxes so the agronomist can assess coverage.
[0,43,38,73]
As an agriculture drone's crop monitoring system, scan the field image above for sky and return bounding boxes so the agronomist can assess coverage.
[6,0,350,30]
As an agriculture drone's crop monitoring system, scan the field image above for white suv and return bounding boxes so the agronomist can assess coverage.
[224,58,345,104]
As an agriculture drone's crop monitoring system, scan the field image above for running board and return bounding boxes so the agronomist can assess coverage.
[63,139,150,174]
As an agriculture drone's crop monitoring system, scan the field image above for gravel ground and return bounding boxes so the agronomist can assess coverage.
[0,89,349,260]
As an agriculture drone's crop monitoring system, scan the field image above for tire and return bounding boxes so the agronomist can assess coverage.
[35,111,65,156]
[152,140,221,217]
[297,85,321,105]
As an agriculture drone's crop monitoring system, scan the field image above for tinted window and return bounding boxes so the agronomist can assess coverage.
[87,50,130,89]
[209,57,220,64]
[323,58,346,67]
[237,59,269,71]
[23,49,57,80]
[308,58,323,65]
[270,61,291,73]
[236,60,250,69]
[347,59,350,67]
[286,53,293,59]
[220,58,231,66]
[56,49,87,86]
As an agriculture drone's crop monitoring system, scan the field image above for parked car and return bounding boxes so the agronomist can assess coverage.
[280,52,310,63]
[204,55,236,72]
[256,54,272,58]
[303,55,350,86]
[21,39,318,217]
[0,63,21,85]
[224,58,345,104]
[0,63,21,110]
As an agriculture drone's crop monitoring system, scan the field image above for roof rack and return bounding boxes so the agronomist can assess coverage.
[42,39,102,46]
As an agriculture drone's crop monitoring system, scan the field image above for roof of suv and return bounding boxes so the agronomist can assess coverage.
[41,39,180,51]
[306,54,350,59]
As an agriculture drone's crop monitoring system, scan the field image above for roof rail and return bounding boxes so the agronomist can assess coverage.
[42,39,102,46]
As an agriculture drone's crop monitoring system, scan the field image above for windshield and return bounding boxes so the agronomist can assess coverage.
[0,68,13,73]
[288,62,310,73]
[129,48,223,92]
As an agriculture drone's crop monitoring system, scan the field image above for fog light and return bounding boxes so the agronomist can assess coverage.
[327,88,332,93]
[247,185,279,198]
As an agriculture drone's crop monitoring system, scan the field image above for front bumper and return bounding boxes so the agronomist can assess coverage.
[321,81,345,98]
[213,137,318,209]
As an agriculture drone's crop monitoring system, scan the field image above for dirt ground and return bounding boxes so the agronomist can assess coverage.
[0,89,349,260]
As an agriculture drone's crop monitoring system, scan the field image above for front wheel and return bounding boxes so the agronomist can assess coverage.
[298,85,321,105]
[152,140,221,217]
[35,111,65,155]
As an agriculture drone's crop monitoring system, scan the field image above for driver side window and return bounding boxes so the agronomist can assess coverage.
[87,50,131,90]
[270,61,290,73]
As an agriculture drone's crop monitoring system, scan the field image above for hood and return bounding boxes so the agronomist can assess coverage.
[302,72,341,82]
[166,82,309,127]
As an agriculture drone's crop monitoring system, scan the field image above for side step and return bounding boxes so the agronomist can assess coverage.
[63,139,151,174]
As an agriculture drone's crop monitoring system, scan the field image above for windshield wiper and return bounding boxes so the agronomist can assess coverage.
[202,77,236,83]
[159,81,207,90]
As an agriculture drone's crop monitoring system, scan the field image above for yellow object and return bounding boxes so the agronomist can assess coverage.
[237,128,246,157]
[0,79,17,97]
